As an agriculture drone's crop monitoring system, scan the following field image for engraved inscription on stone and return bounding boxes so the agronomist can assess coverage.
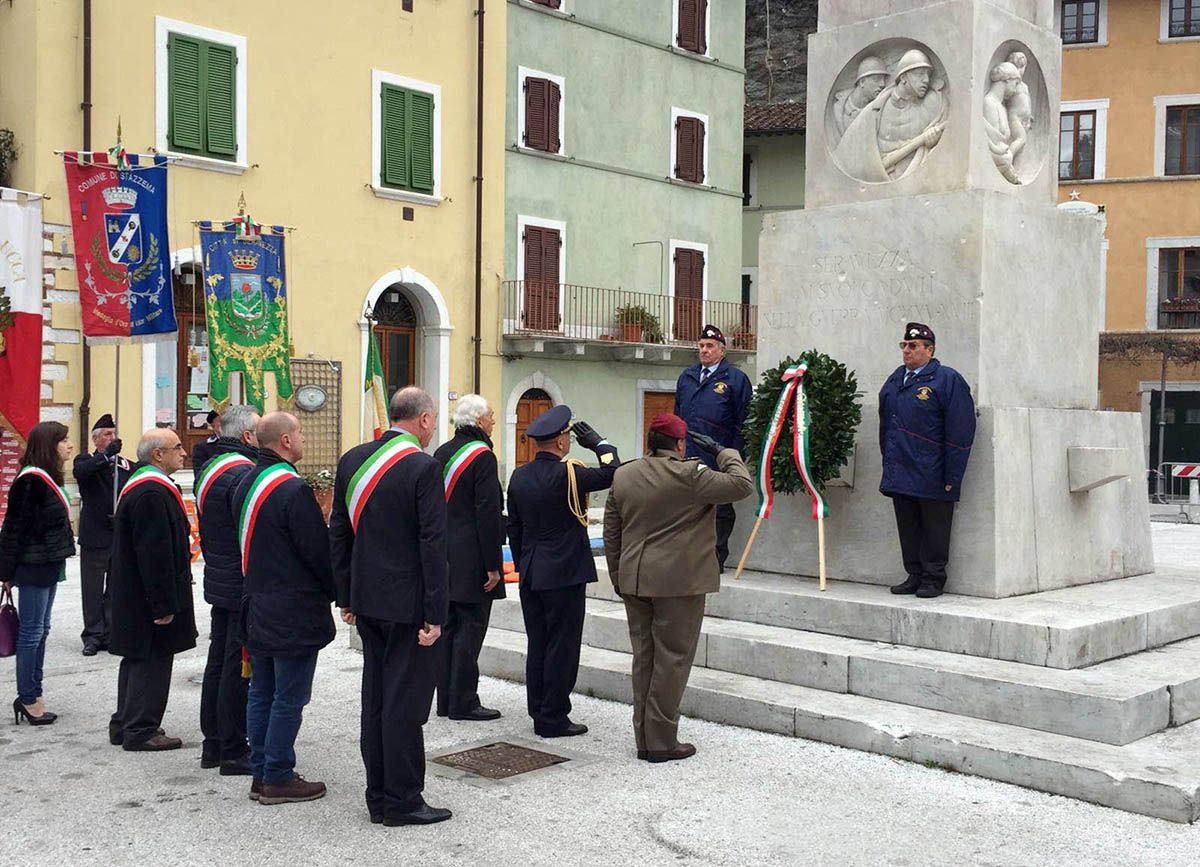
[826,39,949,184]
[982,41,1049,185]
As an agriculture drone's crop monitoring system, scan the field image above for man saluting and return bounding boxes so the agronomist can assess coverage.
[331,387,451,827]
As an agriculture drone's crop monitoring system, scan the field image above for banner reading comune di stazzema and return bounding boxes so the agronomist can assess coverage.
[63,151,176,343]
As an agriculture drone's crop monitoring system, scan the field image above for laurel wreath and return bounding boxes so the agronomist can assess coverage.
[0,286,12,353]
[743,351,863,494]
[89,233,161,291]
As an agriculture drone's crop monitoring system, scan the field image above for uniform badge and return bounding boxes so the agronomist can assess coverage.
[713,382,728,395]
[600,453,614,465]
[916,386,933,401]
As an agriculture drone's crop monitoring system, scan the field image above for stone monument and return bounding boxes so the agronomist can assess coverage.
[744,0,1153,597]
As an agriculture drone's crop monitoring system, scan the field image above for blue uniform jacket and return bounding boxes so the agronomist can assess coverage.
[877,357,976,502]
[674,359,753,467]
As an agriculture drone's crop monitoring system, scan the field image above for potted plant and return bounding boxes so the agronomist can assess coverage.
[302,468,335,523]
[616,305,663,344]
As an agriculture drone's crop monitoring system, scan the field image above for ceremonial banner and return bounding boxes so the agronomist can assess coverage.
[63,153,176,343]
[198,222,294,411]
[365,321,387,440]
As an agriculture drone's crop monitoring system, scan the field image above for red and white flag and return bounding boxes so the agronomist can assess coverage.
[0,189,43,441]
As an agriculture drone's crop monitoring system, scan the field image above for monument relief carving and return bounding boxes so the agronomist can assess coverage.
[982,42,1049,185]
[826,40,949,184]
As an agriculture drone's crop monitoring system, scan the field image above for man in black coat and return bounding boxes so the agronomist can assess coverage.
[331,386,451,827]
[194,404,260,775]
[432,394,505,722]
[506,404,619,738]
[108,428,197,751]
[72,412,132,655]
[189,409,222,471]
[231,411,335,806]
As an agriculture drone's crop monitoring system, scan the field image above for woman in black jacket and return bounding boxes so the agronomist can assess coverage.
[0,421,77,725]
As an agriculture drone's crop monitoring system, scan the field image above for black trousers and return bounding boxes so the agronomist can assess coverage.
[356,615,440,819]
[891,495,956,590]
[200,606,249,761]
[79,547,111,648]
[715,503,736,570]
[109,651,174,746]
[519,583,586,733]
[436,598,493,716]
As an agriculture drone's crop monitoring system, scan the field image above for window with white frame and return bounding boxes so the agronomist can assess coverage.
[1154,94,1200,176]
[671,108,708,184]
[669,240,708,342]
[1146,236,1200,329]
[518,67,565,156]
[1059,99,1108,180]
[674,0,710,56]
[1164,0,1200,39]
[371,70,442,204]
[155,17,248,173]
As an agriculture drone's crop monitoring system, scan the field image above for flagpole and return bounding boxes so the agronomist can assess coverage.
[734,514,764,581]
[112,344,120,514]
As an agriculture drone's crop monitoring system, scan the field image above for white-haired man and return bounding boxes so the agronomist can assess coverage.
[432,394,505,721]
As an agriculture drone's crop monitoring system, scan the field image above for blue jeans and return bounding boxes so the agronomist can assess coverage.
[15,583,57,706]
[246,651,318,785]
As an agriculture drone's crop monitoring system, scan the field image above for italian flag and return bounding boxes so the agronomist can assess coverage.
[0,190,44,444]
[365,321,387,440]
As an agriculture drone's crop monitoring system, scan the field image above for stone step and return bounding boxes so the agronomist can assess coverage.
[491,597,1200,745]
[479,628,1200,823]
[585,563,1200,669]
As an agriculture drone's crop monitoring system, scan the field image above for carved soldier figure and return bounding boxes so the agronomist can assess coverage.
[831,55,888,140]
[983,61,1024,184]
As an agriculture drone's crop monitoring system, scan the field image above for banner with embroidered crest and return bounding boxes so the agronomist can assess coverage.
[63,152,176,344]
[198,221,294,412]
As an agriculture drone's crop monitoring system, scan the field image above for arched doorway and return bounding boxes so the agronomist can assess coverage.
[514,388,554,468]
[370,287,418,401]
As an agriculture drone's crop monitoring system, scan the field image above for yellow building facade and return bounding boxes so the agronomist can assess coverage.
[1056,0,1200,466]
[0,1,505,477]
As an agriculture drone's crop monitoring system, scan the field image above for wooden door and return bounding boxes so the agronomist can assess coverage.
[515,389,554,467]
[642,391,677,453]
[377,324,416,401]
[176,311,211,467]
[522,225,561,331]
[673,247,704,341]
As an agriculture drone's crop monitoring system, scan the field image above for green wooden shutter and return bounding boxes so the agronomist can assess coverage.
[168,33,203,152]
[203,42,238,157]
[408,91,435,193]
[381,85,409,188]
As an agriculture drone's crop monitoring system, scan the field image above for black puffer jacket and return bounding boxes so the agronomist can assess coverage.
[196,438,259,610]
[0,473,77,584]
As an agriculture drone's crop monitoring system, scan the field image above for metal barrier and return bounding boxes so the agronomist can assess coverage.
[1153,462,1200,505]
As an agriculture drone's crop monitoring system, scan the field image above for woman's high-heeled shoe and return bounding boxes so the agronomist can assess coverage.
[12,698,56,726]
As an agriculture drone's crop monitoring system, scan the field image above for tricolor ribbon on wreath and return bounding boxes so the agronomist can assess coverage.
[738,362,829,589]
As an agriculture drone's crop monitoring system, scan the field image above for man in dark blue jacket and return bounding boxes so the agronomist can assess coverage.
[194,404,259,775]
[507,404,619,738]
[231,411,335,806]
[674,325,752,571]
[878,323,976,598]
[330,387,451,826]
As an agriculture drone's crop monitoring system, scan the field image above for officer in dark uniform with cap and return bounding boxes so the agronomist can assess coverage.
[879,322,976,598]
[506,404,619,738]
[72,412,132,655]
[674,324,752,572]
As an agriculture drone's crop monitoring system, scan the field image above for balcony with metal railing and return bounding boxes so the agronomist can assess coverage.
[501,280,757,363]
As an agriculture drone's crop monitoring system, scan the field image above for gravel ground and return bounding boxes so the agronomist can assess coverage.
[3,526,1200,866]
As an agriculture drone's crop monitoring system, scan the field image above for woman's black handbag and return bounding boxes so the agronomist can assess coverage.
[0,587,19,657]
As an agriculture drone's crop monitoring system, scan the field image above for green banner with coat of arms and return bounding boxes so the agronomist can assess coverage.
[198,221,293,411]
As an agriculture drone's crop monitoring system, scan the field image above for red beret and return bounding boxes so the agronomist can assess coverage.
[649,413,687,440]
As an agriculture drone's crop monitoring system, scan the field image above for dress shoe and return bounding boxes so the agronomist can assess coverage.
[449,706,501,722]
[124,734,183,752]
[369,813,384,825]
[200,754,220,769]
[383,805,452,826]
[81,645,98,657]
[219,758,254,776]
[890,575,922,595]
[259,774,327,805]
[646,743,696,764]
[249,779,263,801]
[915,582,944,599]
[12,699,56,726]
[435,708,449,718]
[535,722,588,738]
[637,749,648,761]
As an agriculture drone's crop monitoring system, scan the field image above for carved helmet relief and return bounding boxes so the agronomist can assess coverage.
[826,39,950,184]
[982,41,1049,185]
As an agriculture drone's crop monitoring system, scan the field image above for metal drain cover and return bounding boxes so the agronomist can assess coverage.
[432,742,568,779]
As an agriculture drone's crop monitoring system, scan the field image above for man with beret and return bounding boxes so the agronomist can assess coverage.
[72,412,132,655]
[879,323,976,598]
[189,409,223,471]
[603,414,753,763]
[674,324,752,573]
[506,404,619,738]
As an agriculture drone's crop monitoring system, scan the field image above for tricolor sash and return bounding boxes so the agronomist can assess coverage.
[237,463,300,573]
[754,363,828,522]
[346,433,421,533]
[194,453,255,515]
[119,464,186,513]
[443,441,490,502]
[16,466,71,513]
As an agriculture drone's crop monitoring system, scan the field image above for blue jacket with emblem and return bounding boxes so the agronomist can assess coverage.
[674,359,753,467]
[878,357,976,502]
